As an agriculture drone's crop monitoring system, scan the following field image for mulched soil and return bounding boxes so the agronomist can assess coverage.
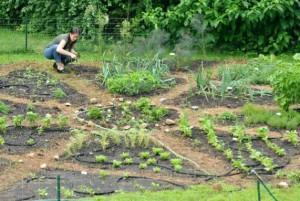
[164,88,275,108]
[173,127,300,174]
[0,99,61,118]
[0,158,15,173]
[0,169,185,200]
[76,105,179,130]
[64,134,206,178]
[0,68,88,105]
[0,126,71,154]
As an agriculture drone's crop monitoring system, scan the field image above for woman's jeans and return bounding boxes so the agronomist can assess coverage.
[43,44,71,65]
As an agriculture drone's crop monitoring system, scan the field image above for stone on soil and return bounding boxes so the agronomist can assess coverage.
[90,98,98,104]
[166,119,176,125]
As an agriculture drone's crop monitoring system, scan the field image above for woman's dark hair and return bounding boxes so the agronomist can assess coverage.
[70,27,80,35]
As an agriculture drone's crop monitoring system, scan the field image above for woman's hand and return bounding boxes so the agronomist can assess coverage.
[70,53,77,60]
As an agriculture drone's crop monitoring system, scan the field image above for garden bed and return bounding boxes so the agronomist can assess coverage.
[0,67,88,105]
[164,88,275,108]
[0,99,61,118]
[0,169,185,200]
[173,127,300,174]
[0,126,71,154]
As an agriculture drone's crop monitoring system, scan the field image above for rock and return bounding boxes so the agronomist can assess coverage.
[28,153,35,158]
[87,121,94,127]
[166,119,176,125]
[164,128,170,133]
[155,124,160,128]
[65,102,71,106]
[100,121,110,128]
[118,98,124,102]
[212,183,223,191]
[81,171,88,175]
[126,101,132,105]
[108,102,114,106]
[122,125,131,130]
[96,104,103,107]
[191,106,199,110]
[160,98,167,102]
[18,159,24,163]
[53,155,59,161]
[40,163,47,169]
[278,182,289,188]
[90,98,98,104]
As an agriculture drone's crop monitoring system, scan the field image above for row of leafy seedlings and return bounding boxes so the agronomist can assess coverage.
[65,127,190,175]
[200,118,298,173]
[0,110,69,146]
[80,97,171,129]
[176,111,299,173]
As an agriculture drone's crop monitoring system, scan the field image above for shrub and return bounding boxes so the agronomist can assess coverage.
[106,70,160,96]
[270,55,300,110]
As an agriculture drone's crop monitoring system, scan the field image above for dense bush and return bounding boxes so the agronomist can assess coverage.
[270,54,300,110]
[1,0,299,52]
[106,70,160,95]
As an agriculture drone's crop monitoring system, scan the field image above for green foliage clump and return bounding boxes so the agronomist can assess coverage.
[242,103,300,130]
[87,106,103,119]
[106,70,160,96]
[0,101,10,114]
[270,54,300,110]
[12,115,25,127]
[0,116,8,133]
[179,111,193,137]
[52,88,66,99]
[0,136,5,145]
[135,97,151,111]
[26,112,40,127]
[218,111,237,122]
[142,106,169,122]
[218,55,278,85]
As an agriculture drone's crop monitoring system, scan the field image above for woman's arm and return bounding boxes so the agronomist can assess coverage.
[70,43,77,54]
[56,40,77,59]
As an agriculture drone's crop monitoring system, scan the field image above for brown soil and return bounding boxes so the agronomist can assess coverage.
[0,60,299,199]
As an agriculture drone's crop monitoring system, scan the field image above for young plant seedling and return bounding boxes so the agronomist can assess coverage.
[139,163,148,169]
[124,158,133,165]
[152,147,164,155]
[160,152,170,160]
[95,155,107,163]
[99,170,109,178]
[120,152,130,159]
[153,167,161,173]
[12,115,25,127]
[146,158,157,165]
[112,160,122,168]
[139,151,150,160]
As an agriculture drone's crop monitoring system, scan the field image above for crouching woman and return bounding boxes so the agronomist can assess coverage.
[43,27,80,73]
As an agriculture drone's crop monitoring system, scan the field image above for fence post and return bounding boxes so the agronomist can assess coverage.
[57,175,61,201]
[257,180,261,201]
[25,18,28,51]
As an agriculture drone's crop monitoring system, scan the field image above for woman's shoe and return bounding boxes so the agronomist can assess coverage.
[56,68,69,74]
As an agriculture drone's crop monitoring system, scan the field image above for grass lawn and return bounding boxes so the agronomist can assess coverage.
[81,184,300,201]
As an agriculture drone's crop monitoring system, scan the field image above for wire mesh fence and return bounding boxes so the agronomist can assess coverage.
[0,17,138,54]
